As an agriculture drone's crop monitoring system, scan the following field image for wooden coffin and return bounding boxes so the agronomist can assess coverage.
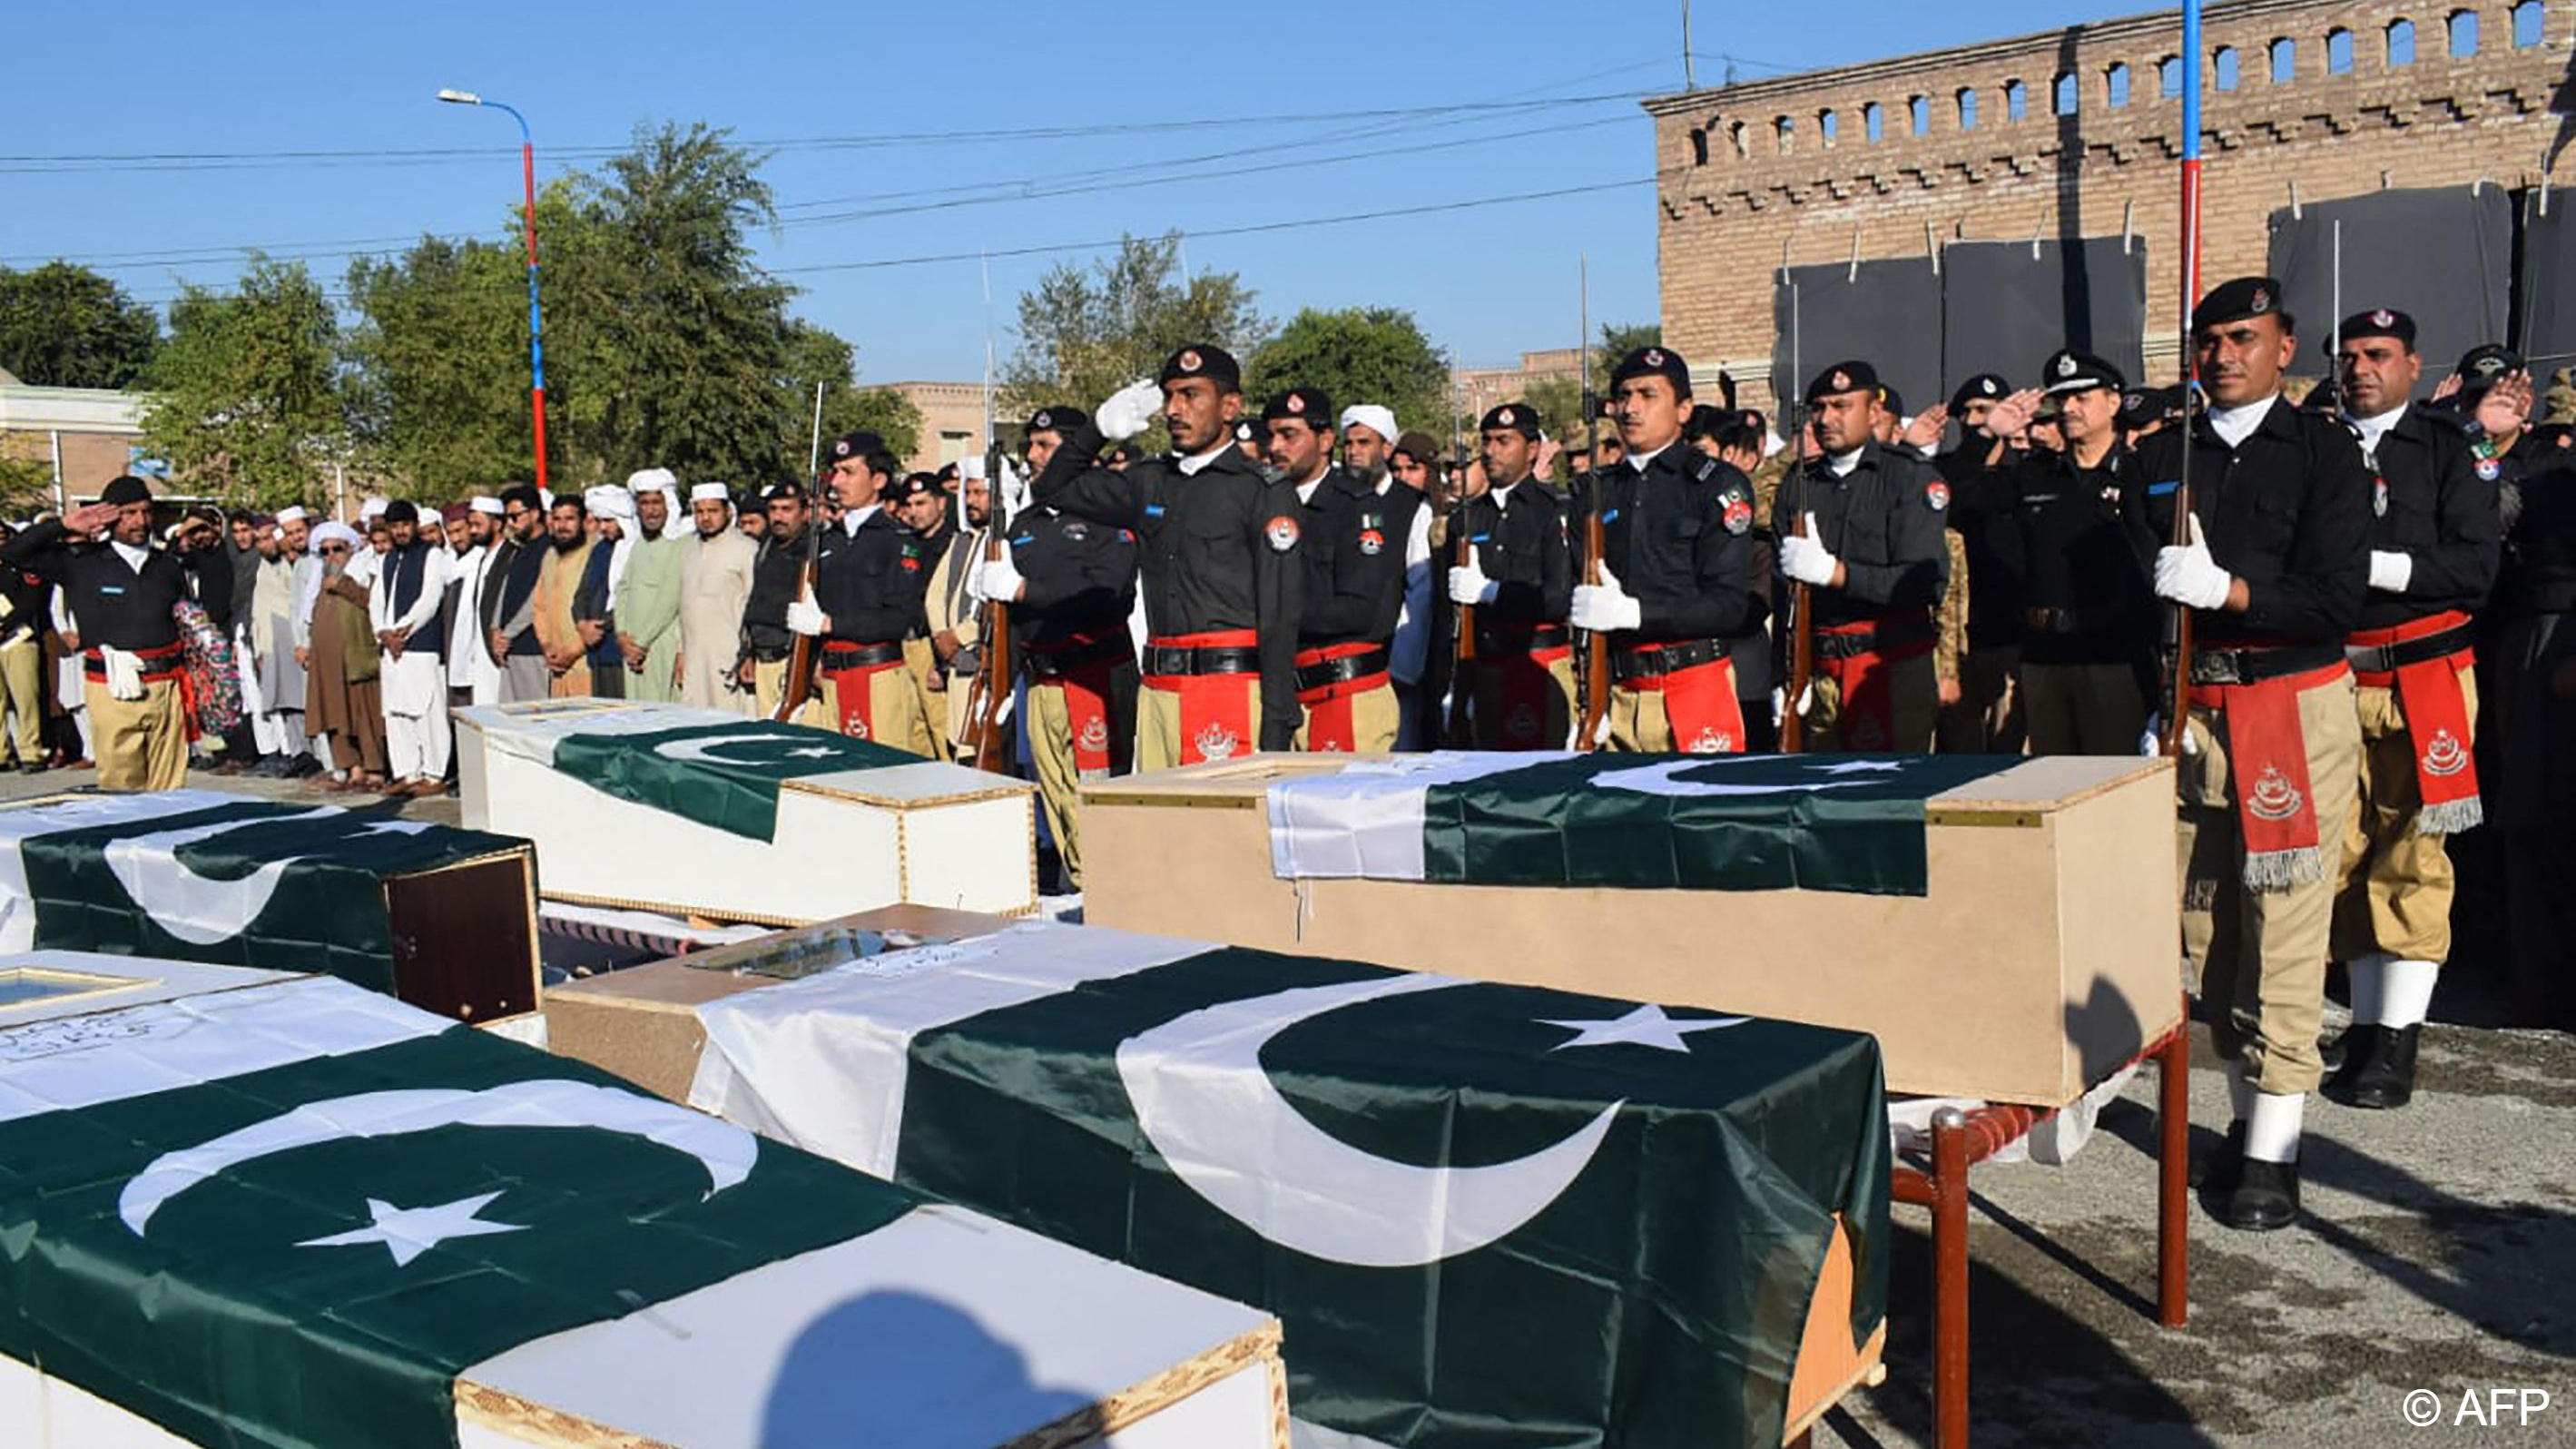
[1078,753,2183,1105]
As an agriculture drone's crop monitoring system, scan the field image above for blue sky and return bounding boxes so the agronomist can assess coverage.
[4,0,2145,383]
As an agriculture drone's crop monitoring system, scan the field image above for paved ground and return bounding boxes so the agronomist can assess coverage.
[9,763,2571,1448]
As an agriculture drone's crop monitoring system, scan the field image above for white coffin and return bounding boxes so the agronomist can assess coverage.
[0,953,1285,1449]
[456,699,1038,925]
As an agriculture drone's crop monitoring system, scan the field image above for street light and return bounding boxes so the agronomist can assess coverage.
[438,88,551,498]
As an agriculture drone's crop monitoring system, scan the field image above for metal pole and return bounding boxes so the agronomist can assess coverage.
[808,380,826,478]
[439,92,549,498]
[1683,0,1696,91]
[2329,218,2342,397]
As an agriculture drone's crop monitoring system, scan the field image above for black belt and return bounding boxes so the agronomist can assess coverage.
[1608,636,1728,684]
[1025,635,1131,679]
[1293,646,1390,691]
[1143,643,1260,676]
[821,641,904,668]
[2174,642,2345,685]
[1476,623,1568,654]
[2024,606,2114,636]
[2345,623,2475,675]
[1813,619,1934,660]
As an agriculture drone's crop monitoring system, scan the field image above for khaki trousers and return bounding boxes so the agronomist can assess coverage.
[87,676,189,793]
[1293,679,1401,754]
[752,657,828,729]
[0,636,44,764]
[2332,675,2475,964]
[826,663,935,756]
[2177,670,2363,1095]
[2022,661,2149,756]
[1028,665,1139,887]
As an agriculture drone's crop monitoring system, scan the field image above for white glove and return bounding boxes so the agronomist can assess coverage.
[785,594,828,637]
[1096,378,1162,442]
[102,645,145,702]
[2138,714,2201,758]
[1569,561,1643,633]
[1777,512,1841,587]
[2153,516,2234,611]
[969,551,1027,604]
[2368,549,2414,595]
[1448,555,1499,606]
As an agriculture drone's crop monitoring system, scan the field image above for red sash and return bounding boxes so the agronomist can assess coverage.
[821,647,905,743]
[2192,661,2348,892]
[1144,630,1258,764]
[1485,644,1570,750]
[1038,656,1125,777]
[84,643,195,740]
[1293,641,1390,754]
[1814,621,1932,753]
[2347,610,2481,833]
[1618,654,1746,754]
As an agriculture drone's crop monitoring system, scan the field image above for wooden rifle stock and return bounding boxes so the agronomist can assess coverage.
[2160,472,2195,757]
[960,451,1013,772]
[1447,516,1477,744]
[1781,503,1814,753]
[1577,508,1608,752]
[772,539,821,724]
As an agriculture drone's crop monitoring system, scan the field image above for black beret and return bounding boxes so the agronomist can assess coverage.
[1479,402,1542,438]
[2454,343,2521,391]
[99,476,152,507]
[763,481,806,504]
[890,473,940,500]
[1804,360,1880,405]
[2338,308,2416,350]
[1608,345,1691,394]
[1949,373,2009,411]
[827,430,886,464]
[1026,405,1089,435]
[2041,349,2126,396]
[1880,385,1906,419]
[2191,276,2289,333]
[1261,388,1334,428]
[1158,343,1242,389]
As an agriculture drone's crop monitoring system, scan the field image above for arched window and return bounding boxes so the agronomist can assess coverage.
[1958,88,1979,129]
[2004,79,2029,121]
[1776,115,1795,154]
[2054,72,2079,114]
[2388,17,2416,64]
[2270,37,2298,81]
[1863,102,1884,143]
[2512,0,2543,47]
[1819,108,1840,145]
[1689,127,1709,165]
[2214,45,2241,90]
[2158,55,2183,98]
[2326,27,2355,72]
[1729,120,1748,158]
[2448,8,2479,56]
[2106,62,2132,107]
[1909,94,1930,135]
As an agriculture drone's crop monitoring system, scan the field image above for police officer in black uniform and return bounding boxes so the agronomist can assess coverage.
[790,430,934,754]
[1955,350,2157,754]
[1775,361,1953,751]
[1,476,192,791]
[740,481,815,723]
[1445,401,1576,749]
[1936,372,2027,752]
[1568,346,1762,753]
[1260,387,1407,754]
[1027,344,1302,766]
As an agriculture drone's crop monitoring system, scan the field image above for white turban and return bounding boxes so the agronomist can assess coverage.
[358,496,388,522]
[689,482,732,503]
[1339,404,1399,448]
[957,456,988,482]
[625,467,678,492]
[310,521,363,552]
[469,496,504,517]
[585,486,635,521]
[274,506,309,525]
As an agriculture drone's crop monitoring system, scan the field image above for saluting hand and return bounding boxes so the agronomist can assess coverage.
[1984,389,2046,443]
[2476,370,2536,441]
[1898,404,1949,451]
[63,502,120,538]
[1096,378,1163,442]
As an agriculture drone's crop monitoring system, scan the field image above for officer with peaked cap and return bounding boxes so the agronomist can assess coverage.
[1568,346,1761,752]
[1957,351,2157,754]
[2127,275,2370,1231]
[1776,360,1952,751]
[0,477,192,790]
[1446,401,1577,749]
[2323,307,2500,1109]
[1019,345,1303,766]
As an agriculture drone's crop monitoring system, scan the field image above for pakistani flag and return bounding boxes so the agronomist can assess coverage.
[1267,750,2020,896]
[0,791,525,995]
[691,922,1891,1449]
[484,702,920,841]
[0,975,913,1449]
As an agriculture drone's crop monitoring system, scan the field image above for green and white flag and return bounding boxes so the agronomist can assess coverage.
[477,701,921,841]
[0,975,914,1449]
[0,791,524,994]
[1266,750,2020,896]
[691,922,1891,1449]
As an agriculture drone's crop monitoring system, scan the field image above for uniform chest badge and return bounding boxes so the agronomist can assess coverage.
[2475,458,2502,481]
[1924,481,1951,512]
[1357,527,1385,556]
[2372,478,2389,518]
[2423,729,2469,777]
[1264,516,1301,552]
[1062,519,1088,541]
[2247,764,2306,821]
[1721,494,1753,535]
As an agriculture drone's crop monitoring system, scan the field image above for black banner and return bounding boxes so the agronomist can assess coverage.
[2266,185,2513,380]
[1941,238,2149,391]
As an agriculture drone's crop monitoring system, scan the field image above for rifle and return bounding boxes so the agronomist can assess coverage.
[1447,507,1477,745]
[1781,498,1814,753]
[772,496,824,724]
[2162,0,2206,761]
[2160,398,2196,757]
[1572,253,1608,752]
[959,442,1013,772]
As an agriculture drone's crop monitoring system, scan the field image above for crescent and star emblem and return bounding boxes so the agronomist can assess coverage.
[654,732,844,766]
[102,810,432,946]
[1595,756,1904,798]
[120,1079,758,1267]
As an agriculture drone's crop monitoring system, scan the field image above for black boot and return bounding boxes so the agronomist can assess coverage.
[2329,1023,2420,1109]
[2319,1027,2348,1074]
[2190,1121,2247,1192]
[2220,1156,2302,1231]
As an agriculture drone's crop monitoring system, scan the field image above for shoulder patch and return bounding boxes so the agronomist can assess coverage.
[2475,458,2502,481]
[1923,480,1951,512]
[1720,488,1754,536]
[1264,515,1301,552]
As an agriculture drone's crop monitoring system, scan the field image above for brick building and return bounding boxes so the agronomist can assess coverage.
[1452,349,1584,429]
[0,367,150,509]
[884,381,991,476]
[1645,0,2573,409]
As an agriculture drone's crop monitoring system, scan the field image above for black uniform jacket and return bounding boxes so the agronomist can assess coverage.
[2353,403,2499,630]
[1772,440,1951,628]
[1,522,186,651]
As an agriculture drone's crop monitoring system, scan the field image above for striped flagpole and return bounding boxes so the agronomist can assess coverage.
[2159,0,2207,758]
[2178,0,2205,348]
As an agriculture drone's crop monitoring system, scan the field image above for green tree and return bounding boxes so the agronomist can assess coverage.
[1591,322,1663,394]
[0,261,161,389]
[0,454,56,513]
[343,235,527,497]
[777,320,921,483]
[1001,232,1264,426]
[1244,307,1450,439]
[140,256,344,509]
